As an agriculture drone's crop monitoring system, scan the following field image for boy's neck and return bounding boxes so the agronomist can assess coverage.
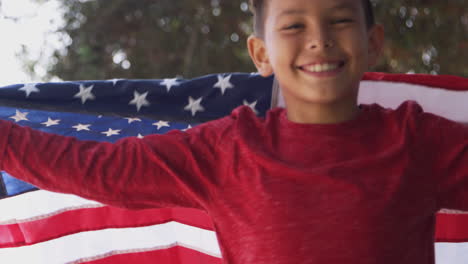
[285,100,362,125]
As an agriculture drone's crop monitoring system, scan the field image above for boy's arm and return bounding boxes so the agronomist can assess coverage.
[0,118,225,210]
[422,112,468,211]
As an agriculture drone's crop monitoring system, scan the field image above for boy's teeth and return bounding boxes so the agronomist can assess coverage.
[303,63,340,73]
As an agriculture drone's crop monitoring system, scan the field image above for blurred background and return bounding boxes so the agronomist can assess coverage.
[0,0,467,85]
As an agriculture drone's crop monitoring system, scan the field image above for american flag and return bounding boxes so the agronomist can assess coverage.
[0,72,467,264]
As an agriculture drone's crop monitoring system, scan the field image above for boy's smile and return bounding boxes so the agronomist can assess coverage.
[297,60,346,77]
[248,0,384,124]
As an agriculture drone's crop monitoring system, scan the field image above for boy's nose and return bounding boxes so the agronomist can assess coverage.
[308,39,334,49]
[306,27,334,50]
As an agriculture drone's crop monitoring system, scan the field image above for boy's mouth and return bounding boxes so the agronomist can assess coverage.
[297,61,346,74]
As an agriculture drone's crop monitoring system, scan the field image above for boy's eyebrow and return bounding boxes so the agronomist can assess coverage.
[276,9,306,19]
[329,2,359,12]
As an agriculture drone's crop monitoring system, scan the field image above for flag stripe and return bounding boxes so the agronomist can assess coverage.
[0,206,214,248]
[359,81,468,123]
[72,246,222,264]
[436,213,468,242]
[0,222,221,264]
[435,243,468,264]
[0,191,102,223]
[363,72,468,91]
[0,191,214,248]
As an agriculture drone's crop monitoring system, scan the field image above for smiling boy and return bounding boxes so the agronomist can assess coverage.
[242,0,467,263]
[248,0,384,125]
[0,0,467,263]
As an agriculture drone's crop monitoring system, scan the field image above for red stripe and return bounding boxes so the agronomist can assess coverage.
[435,212,468,242]
[363,72,468,91]
[80,246,222,264]
[0,207,214,248]
[3,205,468,247]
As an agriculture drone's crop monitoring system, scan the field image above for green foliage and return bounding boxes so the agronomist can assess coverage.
[47,0,254,80]
[372,0,468,76]
[43,0,468,80]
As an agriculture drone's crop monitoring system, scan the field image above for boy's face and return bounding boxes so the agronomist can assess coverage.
[248,0,384,112]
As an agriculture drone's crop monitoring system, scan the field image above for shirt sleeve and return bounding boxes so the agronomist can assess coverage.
[0,117,230,210]
[416,109,468,211]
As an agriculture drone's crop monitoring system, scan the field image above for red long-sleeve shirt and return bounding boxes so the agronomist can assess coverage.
[1,101,467,264]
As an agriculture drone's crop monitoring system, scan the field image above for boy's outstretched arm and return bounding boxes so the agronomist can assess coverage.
[0,118,226,210]
[421,111,468,211]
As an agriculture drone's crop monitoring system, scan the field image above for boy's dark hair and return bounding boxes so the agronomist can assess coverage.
[249,0,375,37]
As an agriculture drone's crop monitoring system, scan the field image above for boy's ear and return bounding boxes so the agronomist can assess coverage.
[367,24,385,68]
[247,35,273,77]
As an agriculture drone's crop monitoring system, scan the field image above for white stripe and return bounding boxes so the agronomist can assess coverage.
[0,190,102,224]
[359,81,468,123]
[436,242,468,264]
[275,81,468,123]
[0,221,221,264]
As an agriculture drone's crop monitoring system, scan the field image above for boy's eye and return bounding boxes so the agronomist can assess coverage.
[331,19,354,24]
[283,24,304,30]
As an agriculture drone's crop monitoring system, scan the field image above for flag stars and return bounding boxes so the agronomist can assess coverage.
[137,134,145,139]
[102,128,121,137]
[129,91,150,112]
[243,100,259,115]
[42,118,61,127]
[184,96,205,116]
[213,74,234,95]
[125,117,142,124]
[161,78,181,92]
[73,124,91,131]
[74,84,96,104]
[153,120,170,130]
[182,125,192,132]
[10,110,29,122]
[19,83,40,98]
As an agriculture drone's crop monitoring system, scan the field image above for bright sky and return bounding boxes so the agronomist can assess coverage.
[0,0,64,86]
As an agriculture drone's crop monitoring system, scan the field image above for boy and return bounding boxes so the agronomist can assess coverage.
[0,0,467,263]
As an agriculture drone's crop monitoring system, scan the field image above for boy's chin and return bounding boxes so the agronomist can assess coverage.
[285,89,358,106]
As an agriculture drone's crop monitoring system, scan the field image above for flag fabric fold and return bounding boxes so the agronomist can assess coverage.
[0,72,467,264]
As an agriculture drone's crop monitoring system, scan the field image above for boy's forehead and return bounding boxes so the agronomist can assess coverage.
[266,0,360,18]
